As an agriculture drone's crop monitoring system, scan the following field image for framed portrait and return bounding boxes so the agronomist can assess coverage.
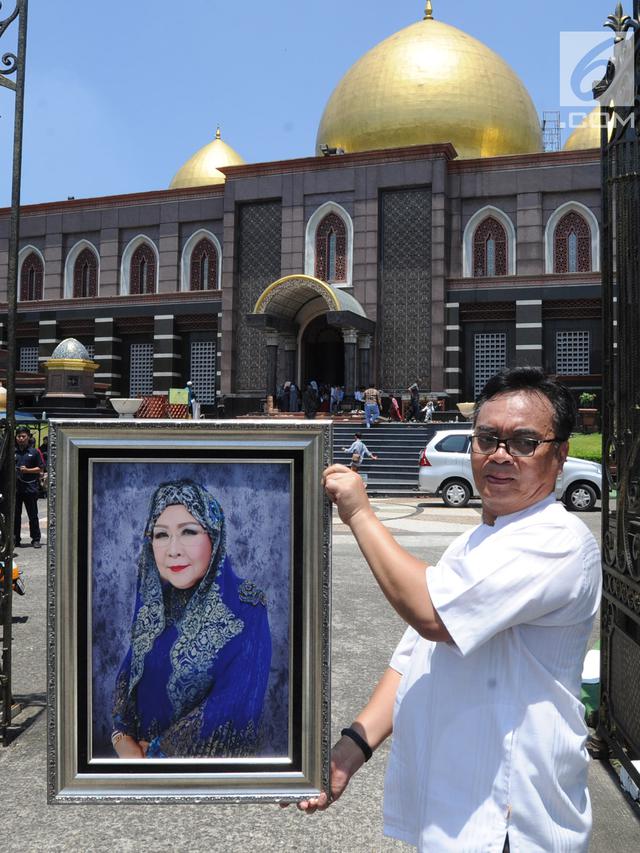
[47,419,331,803]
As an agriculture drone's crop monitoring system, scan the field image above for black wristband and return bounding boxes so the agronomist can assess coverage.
[340,726,373,762]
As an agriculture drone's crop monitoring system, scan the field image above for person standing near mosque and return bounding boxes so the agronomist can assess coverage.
[302,382,319,419]
[408,381,420,421]
[14,426,43,548]
[289,382,299,412]
[303,367,601,853]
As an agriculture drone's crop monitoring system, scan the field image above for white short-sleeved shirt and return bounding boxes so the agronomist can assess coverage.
[384,495,601,853]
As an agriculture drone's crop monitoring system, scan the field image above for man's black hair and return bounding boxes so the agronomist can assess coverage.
[473,367,576,441]
[354,432,362,439]
[16,426,31,435]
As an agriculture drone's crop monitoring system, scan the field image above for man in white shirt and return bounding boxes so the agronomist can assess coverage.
[303,367,602,853]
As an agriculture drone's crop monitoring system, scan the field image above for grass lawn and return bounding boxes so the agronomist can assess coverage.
[568,433,602,463]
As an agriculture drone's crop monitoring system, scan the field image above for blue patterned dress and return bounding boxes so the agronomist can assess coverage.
[112,480,271,758]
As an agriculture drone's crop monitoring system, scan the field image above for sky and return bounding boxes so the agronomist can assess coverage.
[0,0,622,207]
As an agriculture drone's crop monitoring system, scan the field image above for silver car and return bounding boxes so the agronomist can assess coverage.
[418,429,602,511]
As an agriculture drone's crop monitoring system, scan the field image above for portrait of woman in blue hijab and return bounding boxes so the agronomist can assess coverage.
[110,479,272,759]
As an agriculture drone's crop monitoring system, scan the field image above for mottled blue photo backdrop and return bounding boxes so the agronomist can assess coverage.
[91,460,291,757]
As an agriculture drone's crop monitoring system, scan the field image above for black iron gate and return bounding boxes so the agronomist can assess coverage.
[597,0,640,789]
[0,0,28,746]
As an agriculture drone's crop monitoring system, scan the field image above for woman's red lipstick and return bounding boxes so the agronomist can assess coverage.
[169,565,189,573]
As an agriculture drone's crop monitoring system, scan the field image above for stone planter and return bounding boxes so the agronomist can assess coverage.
[110,398,142,418]
[579,408,599,434]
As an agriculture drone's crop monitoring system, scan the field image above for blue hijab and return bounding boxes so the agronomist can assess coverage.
[113,479,271,758]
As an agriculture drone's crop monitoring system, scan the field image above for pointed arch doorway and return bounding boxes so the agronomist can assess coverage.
[247,274,375,398]
[301,315,344,386]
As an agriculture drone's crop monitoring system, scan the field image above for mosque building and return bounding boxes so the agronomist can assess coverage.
[0,3,602,414]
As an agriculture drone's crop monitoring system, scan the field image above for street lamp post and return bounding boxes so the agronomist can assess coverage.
[0,0,28,747]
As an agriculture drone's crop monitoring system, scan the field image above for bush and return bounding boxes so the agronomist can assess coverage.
[569,433,602,463]
[579,392,597,407]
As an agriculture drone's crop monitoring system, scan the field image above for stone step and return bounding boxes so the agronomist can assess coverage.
[362,482,421,496]
[331,420,449,496]
[234,415,463,496]
[344,459,425,466]
[338,446,425,453]
[336,454,420,466]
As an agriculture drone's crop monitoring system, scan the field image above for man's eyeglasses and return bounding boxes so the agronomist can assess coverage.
[471,434,560,458]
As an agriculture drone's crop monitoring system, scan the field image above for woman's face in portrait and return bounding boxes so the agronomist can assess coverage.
[151,504,213,589]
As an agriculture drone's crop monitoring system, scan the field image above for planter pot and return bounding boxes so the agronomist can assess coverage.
[579,408,599,434]
[110,398,142,418]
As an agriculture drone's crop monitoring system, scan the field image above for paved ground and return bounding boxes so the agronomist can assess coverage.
[1,499,638,851]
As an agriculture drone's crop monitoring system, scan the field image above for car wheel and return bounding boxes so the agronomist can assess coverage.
[441,479,471,508]
[565,482,597,512]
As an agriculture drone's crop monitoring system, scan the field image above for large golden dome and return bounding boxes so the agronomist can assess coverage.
[316,12,543,159]
[563,107,601,151]
[169,128,246,188]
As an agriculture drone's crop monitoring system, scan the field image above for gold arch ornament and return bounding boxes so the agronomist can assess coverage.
[253,274,341,316]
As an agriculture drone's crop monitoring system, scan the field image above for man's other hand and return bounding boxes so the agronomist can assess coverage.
[296,734,366,814]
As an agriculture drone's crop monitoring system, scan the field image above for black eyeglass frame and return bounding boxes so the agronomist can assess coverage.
[471,434,561,458]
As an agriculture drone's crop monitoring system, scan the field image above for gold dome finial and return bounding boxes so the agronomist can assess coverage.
[169,128,246,189]
[424,1,433,20]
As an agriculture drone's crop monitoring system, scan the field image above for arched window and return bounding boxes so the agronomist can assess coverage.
[19,251,44,301]
[305,202,353,287]
[315,213,347,283]
[130,243,156,295]
[72,247,98,298]
[473,217,508,277]
[554,211,591,273]
[189,237,218,291]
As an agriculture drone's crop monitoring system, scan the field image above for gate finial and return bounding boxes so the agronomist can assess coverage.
[605,2,635,42]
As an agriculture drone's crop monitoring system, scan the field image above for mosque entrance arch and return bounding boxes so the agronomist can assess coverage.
[246,274,375,399]
[301,315,344,386]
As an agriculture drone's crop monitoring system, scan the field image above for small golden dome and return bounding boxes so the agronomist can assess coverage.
[169,128,246,188]
[316,15,543,159]
[563,107,601,151]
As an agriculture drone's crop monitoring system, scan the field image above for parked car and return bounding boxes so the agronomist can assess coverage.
[418,429,602,511]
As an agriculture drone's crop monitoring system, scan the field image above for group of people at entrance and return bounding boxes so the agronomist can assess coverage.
[276,381,301,413]
[276,379,441,425]
[362,382,438,428]
[276,381,345,418]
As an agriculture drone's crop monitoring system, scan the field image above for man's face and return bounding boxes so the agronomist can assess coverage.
[471,391,568,525]
[16,432,29,450]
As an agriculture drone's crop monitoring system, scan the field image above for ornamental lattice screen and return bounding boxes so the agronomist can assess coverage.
[378,188,432,392]
[235,202,282,392]
[597,0,640,790]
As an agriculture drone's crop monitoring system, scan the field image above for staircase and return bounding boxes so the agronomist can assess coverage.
[332,420,432,496]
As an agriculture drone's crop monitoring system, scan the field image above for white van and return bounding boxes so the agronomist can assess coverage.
[418,429,602,510]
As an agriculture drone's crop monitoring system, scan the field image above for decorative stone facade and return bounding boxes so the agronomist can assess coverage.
[235,202,282,393]
[379,187,432,391]
[0,144,603,413]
